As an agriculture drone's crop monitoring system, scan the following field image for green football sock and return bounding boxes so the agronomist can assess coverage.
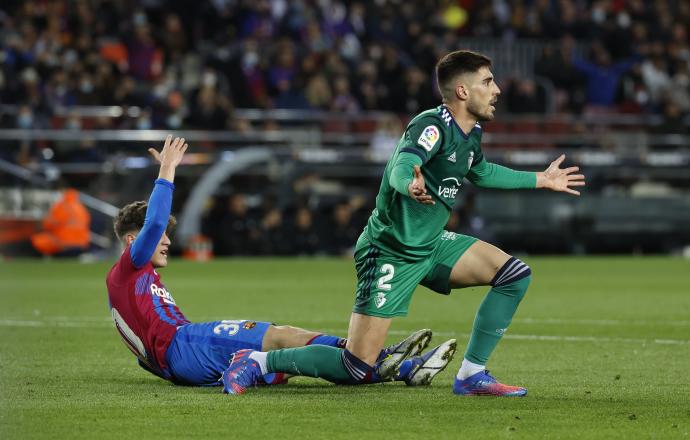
[267,345,352,383]
[464,275,531,365]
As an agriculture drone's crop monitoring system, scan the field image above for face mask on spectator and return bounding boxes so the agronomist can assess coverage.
[21,68,38,84]
[242,52,259,70]
[66,118,81,130]
[137,117,152,130]
[154,83,169,100]
[17,113,34,129]
[134,11,147,26]
[80,80,94,93]
[167,114,182,129]
[63,50,78,67]
[202,71,217,88]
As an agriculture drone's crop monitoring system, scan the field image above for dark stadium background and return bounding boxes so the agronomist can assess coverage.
[1,0,689,258]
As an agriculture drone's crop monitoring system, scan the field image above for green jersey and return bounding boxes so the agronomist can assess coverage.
[363,105,536,260]
[364,105,483,259]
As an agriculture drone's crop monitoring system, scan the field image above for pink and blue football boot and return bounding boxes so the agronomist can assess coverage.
[453,370,527,397]
[221,349,263,395]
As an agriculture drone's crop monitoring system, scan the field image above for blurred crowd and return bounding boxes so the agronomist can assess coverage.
[1,0,689,134]
[201,193,369,256]
[199,190,487,257]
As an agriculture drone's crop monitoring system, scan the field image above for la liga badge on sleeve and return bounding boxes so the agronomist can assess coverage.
[417,125,440,151]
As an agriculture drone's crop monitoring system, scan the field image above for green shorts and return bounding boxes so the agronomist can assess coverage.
[352,231,478,318]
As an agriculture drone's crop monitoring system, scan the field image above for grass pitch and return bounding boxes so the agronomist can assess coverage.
[1,257,689,439]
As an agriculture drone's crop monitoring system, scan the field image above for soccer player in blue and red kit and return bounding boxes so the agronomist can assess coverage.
[106,135,457,388]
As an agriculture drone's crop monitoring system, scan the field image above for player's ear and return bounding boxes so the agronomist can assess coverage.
[455,83,468,101]
[125,232,137,246]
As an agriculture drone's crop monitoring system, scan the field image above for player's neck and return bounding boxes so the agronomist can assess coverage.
[444,102,478,135]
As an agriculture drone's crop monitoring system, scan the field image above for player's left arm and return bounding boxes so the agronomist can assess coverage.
[130,135,188,267]
[467,154,585,195]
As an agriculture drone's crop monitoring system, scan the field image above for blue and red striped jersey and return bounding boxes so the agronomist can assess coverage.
[107,245,189,376]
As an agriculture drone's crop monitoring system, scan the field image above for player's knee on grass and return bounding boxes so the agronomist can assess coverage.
[338,349,374,384]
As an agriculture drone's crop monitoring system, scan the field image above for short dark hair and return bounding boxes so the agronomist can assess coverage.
[113,201,177,241]
[435,50,492,101]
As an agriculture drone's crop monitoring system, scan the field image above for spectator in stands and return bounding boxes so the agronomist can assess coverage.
[257,195,289,255]
[289,206,321,256]
[73,72,98,106]
[13,105,43,167]
[330,75,359,113]
[126,13,163,81]
[534,38,586,113]
[68,138,105,164]
[304,71,332,110]
[160,13,188,63]
[268,42,298,95]
[92,62,119,105]
[206,193,259,256]
[3,0,690,123]
[369,115,402,162]
[572,44,639,109]
[113,76,151,108]
[223,39,269,109]
[185,86,230,130]
[325,201,360,257]
[653,101,689,137]
[640,52,672,109]
[31,188,91,257]
[668,60,690,113]
[389,66,436,115]
[353,60,382,111]
[44,69,75,109]
[505,78,547,114]
[273,75,311,110]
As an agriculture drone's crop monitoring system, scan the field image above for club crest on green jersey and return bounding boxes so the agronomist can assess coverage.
[375,292,387,308]
[468,151,474,169]
[417,125,440,151]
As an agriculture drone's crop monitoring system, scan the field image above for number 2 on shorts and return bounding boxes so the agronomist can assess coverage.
[377,264,395,290]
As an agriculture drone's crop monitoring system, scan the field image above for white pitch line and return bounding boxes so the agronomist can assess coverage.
[0,319,110,328]
[322,329,690,346]
[515,317,690,326]
[1,319,686,346]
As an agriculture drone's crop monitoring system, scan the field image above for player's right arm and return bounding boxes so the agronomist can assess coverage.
[130,135,188,268]
[388,117,443,205]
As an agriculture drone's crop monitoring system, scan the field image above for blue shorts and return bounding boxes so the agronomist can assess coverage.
[165,320,271,385]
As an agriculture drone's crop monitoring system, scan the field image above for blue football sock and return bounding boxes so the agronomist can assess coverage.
[307,334,346,348]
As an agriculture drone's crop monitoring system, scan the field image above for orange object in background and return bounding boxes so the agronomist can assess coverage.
[100,41,129,71]
[182,235,213,261]
[31,189,91,256]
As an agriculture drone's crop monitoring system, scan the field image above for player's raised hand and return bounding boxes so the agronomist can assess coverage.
[408,165,435,205]
[150,134,188,182]
[536,154,586,196]
[149,134,188,168]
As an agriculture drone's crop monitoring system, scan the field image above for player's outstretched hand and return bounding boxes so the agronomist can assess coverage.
[537,154,586,196]
[408,165,435,205]
[149,134,188,182]
[149,134,188,168]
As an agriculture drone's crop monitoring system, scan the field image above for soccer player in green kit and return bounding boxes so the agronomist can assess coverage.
[222,50,586,396]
